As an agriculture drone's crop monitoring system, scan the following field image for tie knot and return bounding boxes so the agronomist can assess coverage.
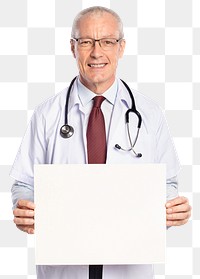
[93,96,105,108]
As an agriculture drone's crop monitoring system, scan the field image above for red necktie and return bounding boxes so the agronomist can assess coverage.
[87,96,107,164]
[87,96,106,279]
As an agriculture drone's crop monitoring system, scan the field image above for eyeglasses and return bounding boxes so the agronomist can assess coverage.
[71,38,122,51]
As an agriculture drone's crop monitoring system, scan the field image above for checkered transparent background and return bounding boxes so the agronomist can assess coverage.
[0,0,199,278]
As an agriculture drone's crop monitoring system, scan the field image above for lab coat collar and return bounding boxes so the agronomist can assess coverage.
[77,76,118,107]
[117,78,132,109]
[106,78,133,146]
[68,77,80,113]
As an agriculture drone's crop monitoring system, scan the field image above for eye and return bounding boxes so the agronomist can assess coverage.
[103,39,116,45]
[79,39,93,46]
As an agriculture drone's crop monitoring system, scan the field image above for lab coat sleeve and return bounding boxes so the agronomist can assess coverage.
[166,176,178,201]
[11,180,34,209]
[10,108,47,186]
[166,176,179,230]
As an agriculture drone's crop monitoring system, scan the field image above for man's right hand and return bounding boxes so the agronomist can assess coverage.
[13,200,35,234]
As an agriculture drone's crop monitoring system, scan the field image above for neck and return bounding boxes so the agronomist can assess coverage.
[79,77,115,95]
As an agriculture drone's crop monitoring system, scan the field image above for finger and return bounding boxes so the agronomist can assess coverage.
[166,219,189,226]
[14,217,34,226]
[165,196,188,208]
[13,208,34,218]
[166,203,191,214]
[16,225,34,234]
[166,212,191,221]
[17,200,35,210]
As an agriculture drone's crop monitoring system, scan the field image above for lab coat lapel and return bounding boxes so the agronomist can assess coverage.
[107,81,130,150]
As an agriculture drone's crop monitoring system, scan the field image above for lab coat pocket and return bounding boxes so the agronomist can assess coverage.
[134,133,157,163]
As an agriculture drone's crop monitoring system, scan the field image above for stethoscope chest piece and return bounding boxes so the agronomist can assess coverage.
[60,124,74,138]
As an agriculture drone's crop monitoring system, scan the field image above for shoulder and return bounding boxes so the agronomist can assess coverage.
[118,79,166,133]
[134,89,166,130]
[118,79,162,113]
[26,87,69,130]
[132,89,162,114]
[118,79,164,120]
[34,87,68,117]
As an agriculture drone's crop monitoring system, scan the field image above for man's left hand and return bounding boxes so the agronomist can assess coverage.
[166,196,191,226]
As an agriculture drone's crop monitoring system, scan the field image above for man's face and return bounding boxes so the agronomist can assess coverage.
[71,12,125,92]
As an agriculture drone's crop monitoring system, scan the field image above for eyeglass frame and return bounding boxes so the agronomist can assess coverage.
[71,37,123,50]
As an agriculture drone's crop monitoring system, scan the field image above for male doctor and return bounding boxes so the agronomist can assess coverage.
[11,6,191,279]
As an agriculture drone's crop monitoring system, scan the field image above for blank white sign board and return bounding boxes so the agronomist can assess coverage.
[34,164,166,265]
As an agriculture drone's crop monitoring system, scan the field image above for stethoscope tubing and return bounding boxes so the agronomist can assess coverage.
[60,76,142,157]
[64,76,77,124]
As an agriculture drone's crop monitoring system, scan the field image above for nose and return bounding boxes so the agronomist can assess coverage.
[90,41,104,58]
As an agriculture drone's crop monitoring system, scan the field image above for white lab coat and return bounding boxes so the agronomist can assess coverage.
[10,78,180,279]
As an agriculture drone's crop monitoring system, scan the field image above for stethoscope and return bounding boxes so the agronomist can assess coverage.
[60,77,142,158]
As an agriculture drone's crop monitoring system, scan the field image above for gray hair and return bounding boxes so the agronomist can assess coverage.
[71,6,124,39]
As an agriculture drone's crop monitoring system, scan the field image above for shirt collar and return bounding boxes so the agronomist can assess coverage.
[68,76,131,113]
[77,77,118,107]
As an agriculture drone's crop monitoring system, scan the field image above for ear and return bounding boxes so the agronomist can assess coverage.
[70,40,76,58]
[119,39,126,58]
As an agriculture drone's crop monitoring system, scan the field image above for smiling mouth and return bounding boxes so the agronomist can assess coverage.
[88,63,107,68]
